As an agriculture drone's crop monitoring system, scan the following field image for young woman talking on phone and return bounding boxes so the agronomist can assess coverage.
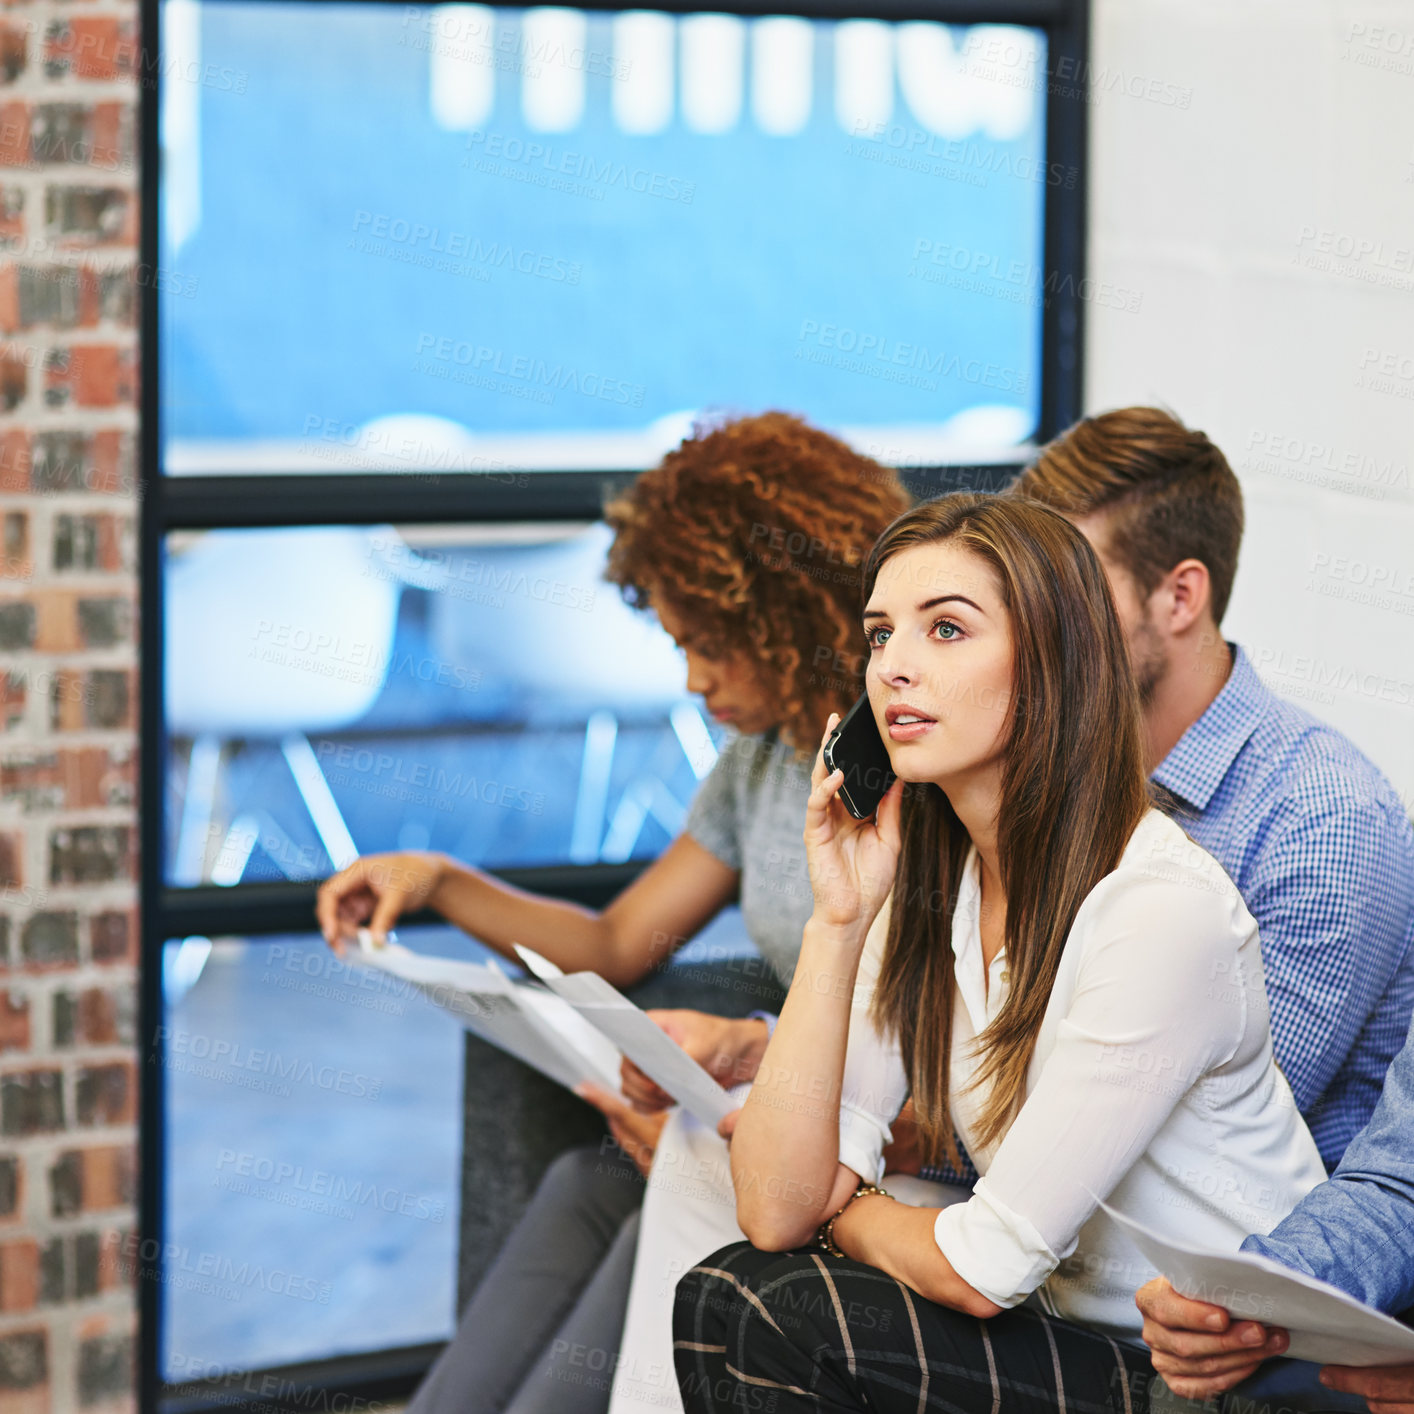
[315,413,909,1414]
[673,493,1328,1413]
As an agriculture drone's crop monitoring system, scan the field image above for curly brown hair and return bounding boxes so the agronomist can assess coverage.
[603,412,911,753]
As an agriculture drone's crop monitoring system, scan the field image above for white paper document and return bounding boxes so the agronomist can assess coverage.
[1100,1199,1414,1367]
[348,931,736,1126]
[349,930,622,1095]
[515,944,737,1127]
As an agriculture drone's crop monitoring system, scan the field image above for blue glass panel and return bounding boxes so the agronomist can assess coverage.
[162,521,717,885]
[160,4,1047,474]
[160,927,473,1375]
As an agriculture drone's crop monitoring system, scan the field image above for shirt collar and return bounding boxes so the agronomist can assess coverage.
[950,848,1008,1028]
[1151,643,1268,811]
[951,846,982,953]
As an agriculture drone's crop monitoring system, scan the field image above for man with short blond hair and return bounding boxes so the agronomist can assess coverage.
[1008,406,1414,1173]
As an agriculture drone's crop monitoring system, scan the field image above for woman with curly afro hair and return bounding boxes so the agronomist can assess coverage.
[604,411,909,752]
[317,412,910,1414]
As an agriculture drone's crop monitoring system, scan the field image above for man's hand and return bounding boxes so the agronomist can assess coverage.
[619,1010,769,1113]
[1320,1364,1414,1413]
[1136,1277,1289,1398]
[882,1098,923,1176]
[576,1083,667,1179]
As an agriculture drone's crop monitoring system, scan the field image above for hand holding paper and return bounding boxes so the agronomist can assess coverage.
[575,1083,667,1178]
[1102,1199,1414,1368]
[347,931,738,1128]
[616,1009,767,1113]
[1136,1276,1291,1399]
[349,929,623,1095]
[515,945,738,1127]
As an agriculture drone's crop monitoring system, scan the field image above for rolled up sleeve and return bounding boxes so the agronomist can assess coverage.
[838,1103,891,1186]
[930,869,1251,1306]
[935,1178,1058,1308]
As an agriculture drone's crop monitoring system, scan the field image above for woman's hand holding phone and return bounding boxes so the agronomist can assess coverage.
[805,712,904,937]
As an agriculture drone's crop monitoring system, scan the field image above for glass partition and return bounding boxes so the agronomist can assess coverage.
[160,2,1049,476]
[160,925,475,1374]
[162,521,717,885]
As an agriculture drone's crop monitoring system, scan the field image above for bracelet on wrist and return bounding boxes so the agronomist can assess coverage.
[816,1181,891,1259]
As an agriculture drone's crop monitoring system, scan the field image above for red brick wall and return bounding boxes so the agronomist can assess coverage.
[1,0,139,1408]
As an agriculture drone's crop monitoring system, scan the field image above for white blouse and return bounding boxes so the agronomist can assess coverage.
[835,808,1328,1336]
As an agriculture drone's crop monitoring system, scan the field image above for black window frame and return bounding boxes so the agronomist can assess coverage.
[137,0,1090,1406]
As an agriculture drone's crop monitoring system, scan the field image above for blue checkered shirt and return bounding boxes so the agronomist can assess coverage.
[1243,1010,1414,1312]
[922,643,1414,1185]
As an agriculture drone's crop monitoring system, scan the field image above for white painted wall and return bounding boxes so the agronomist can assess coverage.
[1086,0,1414,810]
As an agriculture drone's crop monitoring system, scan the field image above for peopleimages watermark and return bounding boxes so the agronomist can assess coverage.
[795,319,1027,394]
[141,49,249,94]
[1,231,187,274]
[845,119,1078,190]
[1293,226,1414,293]
[315,740,547,816]
[106,1231,332,1305]
[1305,550,1414,618]
[1342,21,1414,76]
[156,1026,384,1101]
[364,530,599,614]
[1,121,138,178]
[261,940,414,1017]
[908,239,1143,313]
[213,1148,447,1224]
[166,1353,389,1414]
[6,16,247,93]
[1355,347,1414,402]
[461,130,696,204]
[248,618,484,692]
[413,332,646,407]
[298,416,531,484]
[953,32,1193,109]
[743,522,868,587]
[398,6,632,81]
[1241,429,1410,501]
[349,211,582,284]
[1245,645,1414,710]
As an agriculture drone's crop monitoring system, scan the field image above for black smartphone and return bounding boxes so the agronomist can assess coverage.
[822,693,896,820]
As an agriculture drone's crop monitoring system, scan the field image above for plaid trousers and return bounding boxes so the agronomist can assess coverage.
[672,1242,1161,1414]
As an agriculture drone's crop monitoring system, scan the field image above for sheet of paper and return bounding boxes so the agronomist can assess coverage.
[1098,1199,1414,1367]
[515,945,737,1126]
[350,932,622,1094]
[513,986,625,1093]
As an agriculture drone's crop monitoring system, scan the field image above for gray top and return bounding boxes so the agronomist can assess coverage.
[682,728,816,987]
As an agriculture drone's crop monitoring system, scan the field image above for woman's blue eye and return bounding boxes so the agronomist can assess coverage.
[867,621,961,648]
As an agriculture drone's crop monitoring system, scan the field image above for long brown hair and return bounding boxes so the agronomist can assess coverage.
[867,493,1150,1163]
[603,413,911,751]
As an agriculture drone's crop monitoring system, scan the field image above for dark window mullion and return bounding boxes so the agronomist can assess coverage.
[154,863,649,942]
[155,471,641,530]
